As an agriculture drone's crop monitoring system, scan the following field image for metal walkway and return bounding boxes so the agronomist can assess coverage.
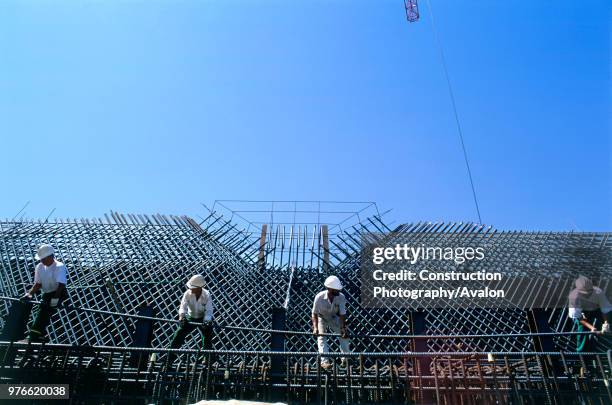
[1,342,611,404]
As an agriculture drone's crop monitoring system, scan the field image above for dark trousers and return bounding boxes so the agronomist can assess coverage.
[169,317,213,351]
[29,290,67,341]
[575,310,607,352]
[166,317,213,366]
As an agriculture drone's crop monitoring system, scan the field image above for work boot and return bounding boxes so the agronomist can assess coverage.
[321,360,333,370]
[28,335,48,343]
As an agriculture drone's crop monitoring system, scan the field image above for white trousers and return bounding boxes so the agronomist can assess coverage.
[317,317,350,362]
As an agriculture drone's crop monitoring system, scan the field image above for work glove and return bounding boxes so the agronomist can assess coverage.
[202,320,214,330]
[49,298,59,307]
[179,318,188,328]
[340,327,349,339]
[589,325,602,335]
[20,293,33,302]
[602,321,610,333]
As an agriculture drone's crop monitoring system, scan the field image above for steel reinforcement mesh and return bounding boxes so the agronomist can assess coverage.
[0,213,611,354]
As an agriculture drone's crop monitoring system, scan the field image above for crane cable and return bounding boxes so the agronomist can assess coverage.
[425,0,482,224]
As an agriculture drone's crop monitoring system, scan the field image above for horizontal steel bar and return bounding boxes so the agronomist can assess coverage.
[3,341,609,357]
[1,296,600,340]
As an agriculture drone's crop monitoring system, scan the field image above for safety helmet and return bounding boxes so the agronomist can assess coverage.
[324,275,343,290]
[186,274,205,289]
[35,244,55,260]
[575,276,594,295]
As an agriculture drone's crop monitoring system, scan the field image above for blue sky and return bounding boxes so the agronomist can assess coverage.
[0,0,609,231]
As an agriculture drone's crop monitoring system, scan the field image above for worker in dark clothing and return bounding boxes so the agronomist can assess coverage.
[568,276,611,352]
[21,244,68,342]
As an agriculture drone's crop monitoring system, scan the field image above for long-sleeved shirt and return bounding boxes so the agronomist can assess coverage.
[568,287,612,319]
[33,260,67,293]
[179,289,213,321]
[312,290,347,321]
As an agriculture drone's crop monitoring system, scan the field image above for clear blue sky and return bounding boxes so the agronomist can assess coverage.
[0,0,609,231]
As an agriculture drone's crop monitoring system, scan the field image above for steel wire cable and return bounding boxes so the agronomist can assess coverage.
[425,0,482,223]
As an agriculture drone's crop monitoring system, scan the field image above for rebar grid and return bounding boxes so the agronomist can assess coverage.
[0,211,611,356]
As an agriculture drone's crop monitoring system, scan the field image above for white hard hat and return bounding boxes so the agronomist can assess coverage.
[35,244,55,260]
[186,274,205,289]
[575,276,594,295]
[324,275,343,290]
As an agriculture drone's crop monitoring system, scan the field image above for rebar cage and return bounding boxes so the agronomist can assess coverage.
[0,202,611,403]
[1,343,611,404]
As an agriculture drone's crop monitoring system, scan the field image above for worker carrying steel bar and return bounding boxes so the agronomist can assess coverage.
[568,276,611,352]
[167,274,214,354]
[312,275,350,369]
[21,244,68,342]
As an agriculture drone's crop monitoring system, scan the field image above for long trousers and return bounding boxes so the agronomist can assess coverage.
[317,317,350,363]
[167,317,214,365]
[29,290,67,341]
[575,310,606,352]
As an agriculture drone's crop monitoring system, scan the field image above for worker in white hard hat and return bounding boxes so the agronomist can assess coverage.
[312,275,350,369]
[167,274,214,359]
[21,244,69,342]
[568,276,611,352]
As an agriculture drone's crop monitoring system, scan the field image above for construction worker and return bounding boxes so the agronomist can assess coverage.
[312,275,350,369]
[21,244,68,342]
[168,274,214,357]
[568,276,611,352]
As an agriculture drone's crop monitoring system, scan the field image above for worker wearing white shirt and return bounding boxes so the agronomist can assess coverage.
[22,244,69,342]
[312,275,350,369]
[568,276,612,352]
[168,274,214,354]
